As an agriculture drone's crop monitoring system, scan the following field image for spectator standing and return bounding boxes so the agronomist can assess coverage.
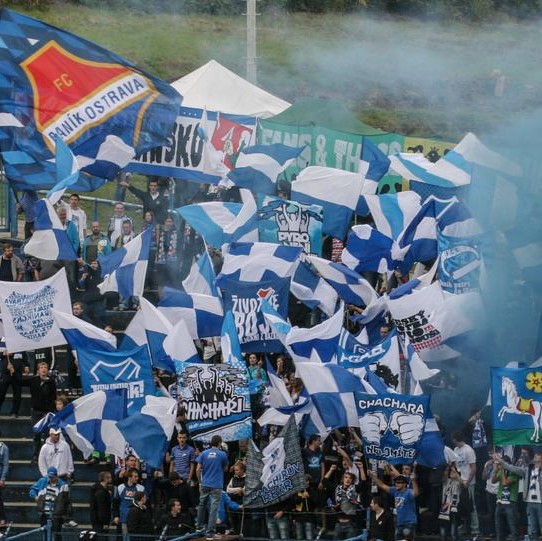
[121,178,169,224]
[226,461,246,534]
[292,474,318,541]
[169,432,196,483]
[368,495,394,541]
[90,471,113,535]
[195,435,229,540]
[113,220,135,250]
[82,221,111,264]
[126,491,154,541]
[302,435,326,507]
[155,214,181,288]
[0,349,29,417]
[331,472,358,540]
[452,431,479,536]
[25,361,57,462]
[0,242,23,282]
[369,471,419,540]
[59,194,87,243]
[492,455,520,541]
[16,189,38,240]
[108,203,133,247]
[438,464,462,541]
[0,432,8,526]
[113,468,145,538]
[79,261,106,327]
[155,471,194,519]
[38,427,74,481]
[29,467,73,535]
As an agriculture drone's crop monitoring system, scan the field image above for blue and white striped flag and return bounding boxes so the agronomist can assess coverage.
[158,287,223,339]
[46,137,80,205]
[182,250,219,297]
[291,166,364,239]
[217,242,302,283]
[226,143,305,194]
[52,309,116,352]
[23,199,78,260]
[308,255,378,308]
[287,302,345,364]
[117,395,177,469]
[290,260,338,317]
[46,389,128,458]
[363,192,422,240]
[295,361,362,429]
[98,228,152,299]
[163,319,200,364]
[139,297,176,373]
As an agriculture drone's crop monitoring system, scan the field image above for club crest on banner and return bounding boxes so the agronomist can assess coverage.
[210,116,253,170]
[4,285,56,341]
[21,41,158,150]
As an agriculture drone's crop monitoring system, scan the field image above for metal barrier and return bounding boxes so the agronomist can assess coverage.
[4,522,51,541]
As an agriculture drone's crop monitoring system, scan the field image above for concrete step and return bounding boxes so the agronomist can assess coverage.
[4,480,94,502]
[9,460,106,482]
[5,501,91,524]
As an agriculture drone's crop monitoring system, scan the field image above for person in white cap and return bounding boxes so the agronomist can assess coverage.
[38,427,74,482]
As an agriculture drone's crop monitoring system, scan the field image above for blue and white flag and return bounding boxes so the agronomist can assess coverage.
[52,309,117,352]
[158,287,223,339]
[139,297,176,373]
[258,195,323,256]
[222,188,259,244]
[217,242,302,284]
[0,9,181,190]
[117,395,177,469]
[77,344,154,414]
[287,302,345,363]
[358,137,391,198]
[308,255,378,308]
[401,335,440,383]
[243,416,305,508]
[182,250,219,297]
[356,392,430,464]
[338,329,402,392]
[47,390,128,458]
[291,166,364,239]
[119,308,147,350]
[221,277,290,352]
[363,192,422,240]
[163,319,200,364]
[438,231,481,294]
[291,260,338,317]
[176,311,252,442]
[46,137,80,205]
[0,268,72,352]
[295,362,362,429]
[389,132,522,189]
[177,202,243,248]
[98,228,152,299]
[342,224,401,274]
[23,199,78,261]
[226,143,305,195]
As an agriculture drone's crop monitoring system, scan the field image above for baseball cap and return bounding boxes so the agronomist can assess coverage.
[47,467,58,477]
[49,427,61,435]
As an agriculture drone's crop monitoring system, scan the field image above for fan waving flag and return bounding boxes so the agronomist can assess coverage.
[226,143,304,195]
[98,228,152,299]
[46,137,80,205]
[47,389,128,459]
[0,9,181,190]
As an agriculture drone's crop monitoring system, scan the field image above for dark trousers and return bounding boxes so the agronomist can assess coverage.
[0,375,22,414]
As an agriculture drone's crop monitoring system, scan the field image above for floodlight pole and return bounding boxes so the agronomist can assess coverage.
[246,0,257,85]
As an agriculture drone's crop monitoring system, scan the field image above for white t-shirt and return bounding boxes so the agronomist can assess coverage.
[454,443,476,486]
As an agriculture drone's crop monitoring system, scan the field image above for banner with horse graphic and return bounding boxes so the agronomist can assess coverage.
[491,367,542,445]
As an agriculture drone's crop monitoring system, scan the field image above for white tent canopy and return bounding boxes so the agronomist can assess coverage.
[170,59,290,118]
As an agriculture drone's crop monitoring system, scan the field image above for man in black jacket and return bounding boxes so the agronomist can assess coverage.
[24,361,56,461]
[127,491,154,541]
[90,471,113,536]
[120,178,169,224]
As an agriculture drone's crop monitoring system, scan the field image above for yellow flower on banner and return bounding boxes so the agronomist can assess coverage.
[526,372,542,393]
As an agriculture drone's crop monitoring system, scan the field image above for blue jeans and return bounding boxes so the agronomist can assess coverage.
[295,520,315,540]
[265,514,290,540]
[333,519,356,540]
[197,486,222,535]
[495,502,519,541]
[528,502,542,541]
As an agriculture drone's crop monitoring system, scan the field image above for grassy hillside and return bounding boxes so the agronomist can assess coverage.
[11,3,542,141]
